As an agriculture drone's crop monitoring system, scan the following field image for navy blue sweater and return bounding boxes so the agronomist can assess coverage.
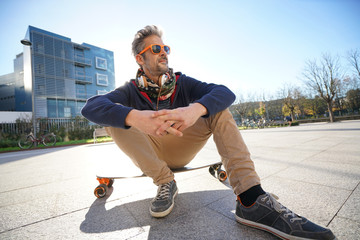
[81,72,235,129]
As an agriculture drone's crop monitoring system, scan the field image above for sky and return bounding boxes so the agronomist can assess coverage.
[0,0,359,100]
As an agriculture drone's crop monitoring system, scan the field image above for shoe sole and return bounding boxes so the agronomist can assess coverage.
[235,215,337,240]
[150,188,178,218]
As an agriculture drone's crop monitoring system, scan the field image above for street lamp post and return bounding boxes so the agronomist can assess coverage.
[21,39,37,144]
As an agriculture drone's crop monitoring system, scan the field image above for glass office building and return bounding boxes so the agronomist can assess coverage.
[21,26,115,119]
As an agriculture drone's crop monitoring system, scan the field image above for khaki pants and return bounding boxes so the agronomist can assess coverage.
[105,109,260,195]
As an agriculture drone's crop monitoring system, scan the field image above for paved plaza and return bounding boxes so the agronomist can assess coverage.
[0,120,359,239]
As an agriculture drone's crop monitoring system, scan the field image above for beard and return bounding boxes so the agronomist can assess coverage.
[157,57,169,74]
[141,55,170,81]
[157,64,169,75]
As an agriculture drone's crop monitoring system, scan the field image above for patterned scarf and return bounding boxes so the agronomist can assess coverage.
[135,68,176,100]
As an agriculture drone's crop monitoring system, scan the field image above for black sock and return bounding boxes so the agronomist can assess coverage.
[238,185,266,207]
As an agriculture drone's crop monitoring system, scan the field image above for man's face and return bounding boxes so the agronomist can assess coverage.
[136,35,169,82]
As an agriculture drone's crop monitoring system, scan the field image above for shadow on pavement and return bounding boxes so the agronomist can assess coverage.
[79,188,275,239]
[0,145,79,165]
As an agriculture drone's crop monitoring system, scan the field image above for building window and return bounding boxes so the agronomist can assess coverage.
[97,90,108,95]
[76,101,86,115]
[95,57,107,70]
[35,64,45,75]
[96,73,108,86]
[76,84,86,99]
[35,42,44,53]
[75,48,84,58]
[47,99,57,118]
[64,107,71,118]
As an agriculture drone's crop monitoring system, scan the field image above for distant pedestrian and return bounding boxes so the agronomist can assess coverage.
[286,116,293,126]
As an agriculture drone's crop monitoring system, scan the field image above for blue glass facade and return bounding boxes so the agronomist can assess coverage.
[23,26,115,119]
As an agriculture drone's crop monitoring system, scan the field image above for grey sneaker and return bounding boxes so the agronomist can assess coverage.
[236,193,336,240]
[150,180,178,218]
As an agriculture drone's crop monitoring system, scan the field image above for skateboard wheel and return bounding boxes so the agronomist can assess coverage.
[209,166,215,176]
[217,169,227,182]
[94,184,108,198]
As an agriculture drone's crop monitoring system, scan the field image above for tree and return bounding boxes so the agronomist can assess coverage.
[302,53,343,122]
[345,89,360,113]
[266,99,283,120]
[347,49,360,84]
[303,96,327,118]
[231,93,249,124]
[279,85,303,121]
[255,101,266,119]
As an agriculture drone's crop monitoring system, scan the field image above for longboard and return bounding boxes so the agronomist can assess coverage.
[94,162,227,198]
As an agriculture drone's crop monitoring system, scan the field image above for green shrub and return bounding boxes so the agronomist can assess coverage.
[290,121,299,126]
[68,127,94,140]
[0,139,18,148]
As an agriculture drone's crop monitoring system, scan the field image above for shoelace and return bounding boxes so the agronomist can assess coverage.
[155,182,172,200]
[262,193,303,223]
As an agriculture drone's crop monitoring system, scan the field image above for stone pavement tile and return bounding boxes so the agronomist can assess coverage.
[0,172,93,207]
[334,140,360,153]
[293,138,348,153]
[0,150,97,194]
[251,157,289,179]
[337,184,360,222]
[242,129,341,150]
[0,200,144,240]
[76,186,235,239]
[250,147,320,163]
[123,173,234,228]
[307,147,360,165]
[260,176,350,227]
[328,217,360,240]
[0,175,116,232]
[274,160,360,190]
[206,192,278,240]
[0,194,57,232]
[0,161,65,193]
[141,206,277,240]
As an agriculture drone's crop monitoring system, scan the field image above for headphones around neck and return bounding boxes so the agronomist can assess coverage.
[137,72,170,88]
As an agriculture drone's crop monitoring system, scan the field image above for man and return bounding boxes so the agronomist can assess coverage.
[81,25,336,240]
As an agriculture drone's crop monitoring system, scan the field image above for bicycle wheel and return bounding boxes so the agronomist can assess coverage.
[18,135,34,149]
[42,133,56,146]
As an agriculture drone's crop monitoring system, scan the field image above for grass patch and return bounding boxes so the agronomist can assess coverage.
[0,136,113,153]
[238,124,290,130]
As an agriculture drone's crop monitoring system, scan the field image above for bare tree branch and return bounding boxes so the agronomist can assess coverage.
[347,49,360,82]
[301,53,343,122]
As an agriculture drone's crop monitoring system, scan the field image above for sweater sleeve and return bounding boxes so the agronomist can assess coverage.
[181,75,236,117]
[81,86,133,129]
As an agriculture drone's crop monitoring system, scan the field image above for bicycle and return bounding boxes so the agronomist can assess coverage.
[18,132,57,149]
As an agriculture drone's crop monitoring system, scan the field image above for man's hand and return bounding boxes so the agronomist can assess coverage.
[152,103,208,137]
[125,109,175,137]
[125,103,207,137]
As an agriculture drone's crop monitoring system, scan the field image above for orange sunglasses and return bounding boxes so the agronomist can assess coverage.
[138,44,170,55]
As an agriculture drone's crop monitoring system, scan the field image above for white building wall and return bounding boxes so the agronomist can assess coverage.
[0,112,32,123]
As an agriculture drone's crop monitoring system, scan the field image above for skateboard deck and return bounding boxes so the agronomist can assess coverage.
[94,162,227,198]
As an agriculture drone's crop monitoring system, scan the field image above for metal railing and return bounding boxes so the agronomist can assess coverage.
[75,71,93,84]
[0,118,92,135]
[74,56,92,66]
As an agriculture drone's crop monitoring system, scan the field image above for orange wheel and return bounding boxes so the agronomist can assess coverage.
[217,169,227,182]
[94,184,108,198]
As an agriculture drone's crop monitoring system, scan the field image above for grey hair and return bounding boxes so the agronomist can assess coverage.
[132,25,163,56]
